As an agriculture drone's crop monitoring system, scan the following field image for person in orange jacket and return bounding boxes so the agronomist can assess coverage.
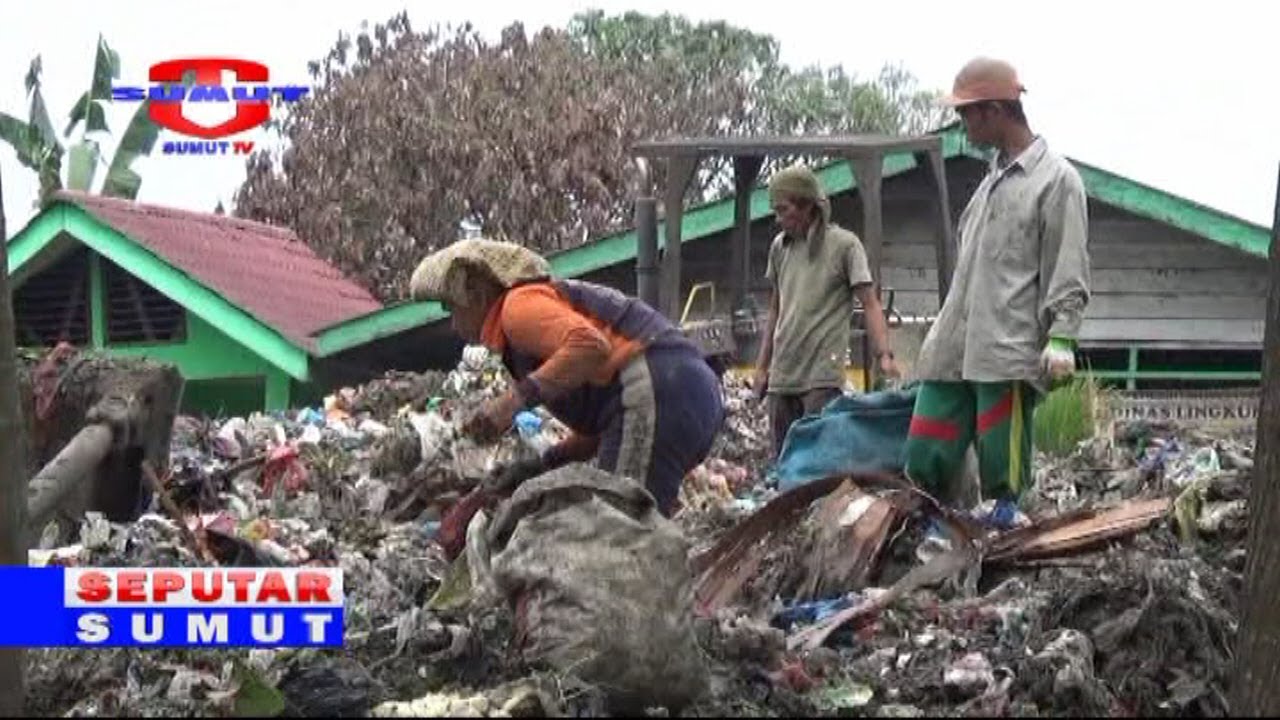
[410,238,726,516]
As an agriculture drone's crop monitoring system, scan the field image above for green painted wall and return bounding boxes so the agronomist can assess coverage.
[105,312,294,412]
[181,378,269,418]
[71,249,297,414]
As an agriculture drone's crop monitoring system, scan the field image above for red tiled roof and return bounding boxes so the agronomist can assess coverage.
[52,191,382,352]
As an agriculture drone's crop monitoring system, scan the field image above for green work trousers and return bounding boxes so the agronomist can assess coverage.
[903,380,1039,502]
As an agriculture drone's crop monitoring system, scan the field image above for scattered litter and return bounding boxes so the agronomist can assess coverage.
[22,363,1251,718]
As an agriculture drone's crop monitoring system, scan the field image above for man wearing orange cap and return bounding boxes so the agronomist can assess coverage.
[904,57,1091,524]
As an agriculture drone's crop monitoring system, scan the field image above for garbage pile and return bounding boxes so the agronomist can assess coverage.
[22,349,1255,717]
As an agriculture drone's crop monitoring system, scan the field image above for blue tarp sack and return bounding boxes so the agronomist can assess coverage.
[768,383,920,493]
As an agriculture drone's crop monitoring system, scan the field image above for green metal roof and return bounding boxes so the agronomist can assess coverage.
[312,125,1274,357]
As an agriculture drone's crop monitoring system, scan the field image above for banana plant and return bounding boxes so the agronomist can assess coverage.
[0,35,166,206]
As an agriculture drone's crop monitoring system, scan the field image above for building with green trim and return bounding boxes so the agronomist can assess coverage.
[317,125,1271,390]
[7,191,391,416]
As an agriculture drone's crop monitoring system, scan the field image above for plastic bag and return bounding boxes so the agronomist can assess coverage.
[480,463,709,712]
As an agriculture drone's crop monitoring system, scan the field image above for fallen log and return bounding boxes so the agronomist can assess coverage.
[26,424,113,530]
[18,348,184,544]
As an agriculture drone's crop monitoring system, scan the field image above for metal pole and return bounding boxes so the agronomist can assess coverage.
[0,162,29,715]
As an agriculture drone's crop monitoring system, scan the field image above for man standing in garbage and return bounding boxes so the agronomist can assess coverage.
[904,57,1091,522]
[753,164,901,459]
[409,238,725,516]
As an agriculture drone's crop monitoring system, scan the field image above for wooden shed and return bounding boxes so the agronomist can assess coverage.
[295,125,1274,391]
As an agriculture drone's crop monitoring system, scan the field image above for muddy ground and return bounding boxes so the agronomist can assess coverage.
[20,353,1252,717]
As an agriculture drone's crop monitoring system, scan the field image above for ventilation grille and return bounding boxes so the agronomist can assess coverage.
[14,248,90,347]
[104,259,186,344]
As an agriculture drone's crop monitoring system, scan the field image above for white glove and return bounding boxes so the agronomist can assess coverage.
[1040,337,1076,382]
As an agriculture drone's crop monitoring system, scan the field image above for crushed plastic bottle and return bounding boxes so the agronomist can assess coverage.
[514,410,552,455]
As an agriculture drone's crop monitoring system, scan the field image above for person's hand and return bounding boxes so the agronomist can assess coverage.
[1040,337,1076,382]
[462,391,523,444]
[877,352,903,382]
[752,367,769,401]
[484,455,546,494]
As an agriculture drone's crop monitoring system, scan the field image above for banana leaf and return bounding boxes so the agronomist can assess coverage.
[101,100,160,199]
[0,113,43,170]
[64,94,110,137]
[65,36,120,137]
[25,58,58,152]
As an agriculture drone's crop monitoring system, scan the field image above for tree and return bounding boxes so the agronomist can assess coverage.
[0,35,164,206]
[0,161,30,716]
[233,11,950,302]
[1231,163,1280,715]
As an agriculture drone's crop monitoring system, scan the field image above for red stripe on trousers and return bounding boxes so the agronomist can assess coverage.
[909,416,960,442]
[977,391,1014,435]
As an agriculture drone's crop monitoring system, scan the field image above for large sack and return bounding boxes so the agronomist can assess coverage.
[482,463,709,712]
[769,384,919,493]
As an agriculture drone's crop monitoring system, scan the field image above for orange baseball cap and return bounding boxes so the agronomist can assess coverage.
[941,57,1027,107]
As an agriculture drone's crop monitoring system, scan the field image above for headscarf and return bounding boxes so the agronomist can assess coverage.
[409,238,552,309]
[768,164,832,226]
[768,164,832,258]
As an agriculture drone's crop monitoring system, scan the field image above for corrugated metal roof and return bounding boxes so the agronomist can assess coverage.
[51,190,382,352]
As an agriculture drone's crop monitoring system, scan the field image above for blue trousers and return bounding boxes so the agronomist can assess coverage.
[596,345,725,515]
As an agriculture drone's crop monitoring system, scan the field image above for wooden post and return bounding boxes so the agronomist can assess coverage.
[730,156,764,312]
[660,156,699,321]
[848,153,885,392]
[913,147,957,305]
[1231,162,1280,716]
[0,164,29,715]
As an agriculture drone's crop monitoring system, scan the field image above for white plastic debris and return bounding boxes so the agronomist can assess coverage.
[79,512,113,550]
[359,419,391,437]
[944,652,995,698]
[408,412,455,466]
[461,345,489,370]
[298,425,323,445]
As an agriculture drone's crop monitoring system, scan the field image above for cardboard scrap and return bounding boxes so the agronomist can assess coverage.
[988,497,1172,563]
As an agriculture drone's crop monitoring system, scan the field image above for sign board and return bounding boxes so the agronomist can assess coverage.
[1111,388,1260,425]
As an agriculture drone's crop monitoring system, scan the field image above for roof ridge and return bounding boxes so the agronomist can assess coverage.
[51,190,301,242]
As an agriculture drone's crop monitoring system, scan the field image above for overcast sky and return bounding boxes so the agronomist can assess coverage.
[2,0,1278,239]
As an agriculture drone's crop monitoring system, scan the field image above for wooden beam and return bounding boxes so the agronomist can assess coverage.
[1084,292,1267,321]
[123,273,156,342]
[1077,319,1264,345]
[88,251,104,348]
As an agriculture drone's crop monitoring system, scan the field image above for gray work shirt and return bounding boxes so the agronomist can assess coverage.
[914,136,1091,391]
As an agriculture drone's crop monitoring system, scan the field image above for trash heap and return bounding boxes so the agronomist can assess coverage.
[22,349,1255,717]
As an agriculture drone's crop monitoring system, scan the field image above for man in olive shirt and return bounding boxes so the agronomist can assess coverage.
[754,164,901,459]
[905,57,1090,519]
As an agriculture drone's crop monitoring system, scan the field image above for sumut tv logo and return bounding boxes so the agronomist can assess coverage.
[112,58,309,156]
